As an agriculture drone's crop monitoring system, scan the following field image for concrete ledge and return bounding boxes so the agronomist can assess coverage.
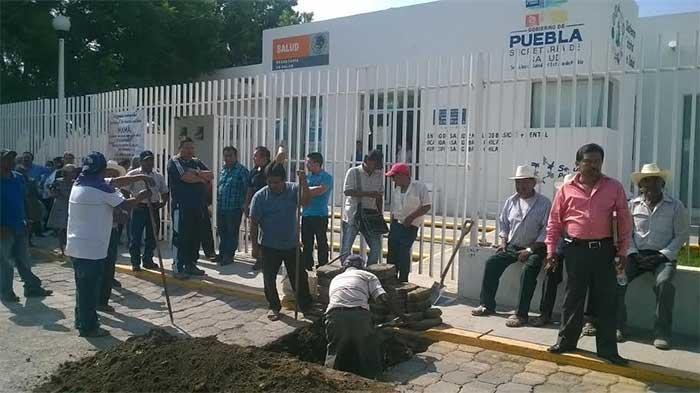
[396,325,700,389]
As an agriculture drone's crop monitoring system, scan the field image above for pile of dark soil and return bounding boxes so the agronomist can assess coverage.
[34,329,393,393]
[264,320,432,369]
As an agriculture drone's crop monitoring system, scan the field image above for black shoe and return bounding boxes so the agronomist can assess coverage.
[112,279,122,288]
[142,261,159,270]
[216,256,233,266]
[96,304,115,313]
[1,293,20,302]
[251,260,262,271]
[79,328,110,338]
[599,353,628,366]
[132,265,142,272]
[24,288,53,298]
[184,266,206,276]
[547,343,576,354]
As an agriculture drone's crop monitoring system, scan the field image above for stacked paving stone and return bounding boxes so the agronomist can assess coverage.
[316,263,443,331]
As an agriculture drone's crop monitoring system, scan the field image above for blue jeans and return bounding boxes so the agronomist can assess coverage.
[73,258,105,333]
[129,206,159,267]
[387,220,418,282]
[341,220,382,265]
[217,208,243,263]
[0,230,42,297]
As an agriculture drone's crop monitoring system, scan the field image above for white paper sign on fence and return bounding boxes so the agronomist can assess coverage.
[108,111,145,162]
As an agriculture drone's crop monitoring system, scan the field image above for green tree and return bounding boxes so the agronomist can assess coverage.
[0,0,312,104]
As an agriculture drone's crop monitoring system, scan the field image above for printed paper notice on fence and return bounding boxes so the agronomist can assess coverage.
[108,111,145,162]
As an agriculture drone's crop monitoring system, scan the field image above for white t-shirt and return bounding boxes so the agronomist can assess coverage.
[391,180,431,227]
[66,185,125,260]
[326,268,387,313]
[518,195,536,217]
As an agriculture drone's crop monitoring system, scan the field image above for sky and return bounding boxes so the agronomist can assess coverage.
[295,0,700,21]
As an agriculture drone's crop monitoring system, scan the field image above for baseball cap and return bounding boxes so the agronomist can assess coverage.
[385,162,410,177]
[139,150,155,161]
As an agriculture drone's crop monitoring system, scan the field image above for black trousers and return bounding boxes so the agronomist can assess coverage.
[301,216,329,270]
[539,258,564,318]
[201,209,215,257]
[556,240,619,357]
[262,246,312,312]
[174,206,208,271]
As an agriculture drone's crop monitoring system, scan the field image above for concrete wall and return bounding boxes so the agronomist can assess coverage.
[458,246,700,338]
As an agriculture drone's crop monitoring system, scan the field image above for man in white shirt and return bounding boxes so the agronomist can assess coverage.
[341,150,384,264]
[325,254,404,379]
[385,163,431,282]
[66,152,152,338]
[125,150,169,271]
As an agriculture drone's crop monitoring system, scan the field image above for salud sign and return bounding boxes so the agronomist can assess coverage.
[272,32,329,71]
[107,110,145,162]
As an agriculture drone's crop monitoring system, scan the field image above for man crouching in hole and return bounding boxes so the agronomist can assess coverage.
[324,254,406,379]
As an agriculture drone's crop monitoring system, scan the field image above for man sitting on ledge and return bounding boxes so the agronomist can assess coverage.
[471,165,551,328]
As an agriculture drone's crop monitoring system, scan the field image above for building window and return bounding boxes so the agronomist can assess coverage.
[530,78,618,129]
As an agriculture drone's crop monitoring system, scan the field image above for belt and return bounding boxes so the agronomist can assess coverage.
[327,306,366,314]
[565,237,613,249]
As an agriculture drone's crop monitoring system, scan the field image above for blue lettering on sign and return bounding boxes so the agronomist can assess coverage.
[509,28,583,48]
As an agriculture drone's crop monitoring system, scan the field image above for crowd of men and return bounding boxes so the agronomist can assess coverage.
[0,140,689,369]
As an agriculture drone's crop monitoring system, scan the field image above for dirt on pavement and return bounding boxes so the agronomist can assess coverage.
[34,329,394,393]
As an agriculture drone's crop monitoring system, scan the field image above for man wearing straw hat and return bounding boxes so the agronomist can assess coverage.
[616,163,688,350]
[471,165,551,328]
[545,143,631,365]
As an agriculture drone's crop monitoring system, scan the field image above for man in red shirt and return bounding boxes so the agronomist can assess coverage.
[544,143,631,365]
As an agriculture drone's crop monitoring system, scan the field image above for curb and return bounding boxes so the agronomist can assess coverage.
[395,326,700,389]
[32,245,699,388]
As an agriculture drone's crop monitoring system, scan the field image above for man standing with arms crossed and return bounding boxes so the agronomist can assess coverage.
[545,143,631,365]
[216,146,249,266]
[302,152,333,270]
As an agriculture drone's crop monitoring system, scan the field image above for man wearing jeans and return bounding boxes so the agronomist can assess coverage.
[1,149,53,302]
[341,150,384,264]
[617,164,688,350]
[66,152,151,337]
[125,150,169,271]
[216,146,249,266]
[302,152,333,270]
[471,166,551,328]
[250,162,313,321]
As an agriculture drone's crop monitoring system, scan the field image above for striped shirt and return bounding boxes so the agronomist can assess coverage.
[498,192,552,248]
[628,194,688,261]
[217,162,249,210]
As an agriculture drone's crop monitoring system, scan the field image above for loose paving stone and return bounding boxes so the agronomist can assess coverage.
[478,368,518,385]
[460,360,492,375]
[442,370,478,385]
[581,371,619,386]
[512,372,547,386]
[409,372,443,387]
[496,382,533,393]
[429,342,460,355]
[460,381,497,393]
[432,361,460,373]
[424,381,461,393]
[558,365,590,376]
[443,350,475,363]
[525,360,559,376]
[546,372,582,387]
[417,351,444,361]
[532,384,569,393]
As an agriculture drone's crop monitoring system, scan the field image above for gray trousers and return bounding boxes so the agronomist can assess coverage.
[616,250,676,337]
[325,307,382,379]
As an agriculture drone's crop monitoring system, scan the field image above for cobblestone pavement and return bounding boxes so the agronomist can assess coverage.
[385,341,695,393]
[2,258,695,393]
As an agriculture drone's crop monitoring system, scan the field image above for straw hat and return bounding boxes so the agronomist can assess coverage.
[508,165,538,181]
[631,163,670,185]
[555,173,577,190]
[106,160,126,177]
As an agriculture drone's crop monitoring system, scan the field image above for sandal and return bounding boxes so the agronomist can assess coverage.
[505,315,528,328]
[267,310,281,321]
[471,305,494,316]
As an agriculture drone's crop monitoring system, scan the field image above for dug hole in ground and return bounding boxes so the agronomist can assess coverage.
[34,264,438,392]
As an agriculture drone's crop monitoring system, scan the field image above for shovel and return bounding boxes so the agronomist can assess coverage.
[376,317,406,329]
[429,220,473,305]
[144,182,175,324]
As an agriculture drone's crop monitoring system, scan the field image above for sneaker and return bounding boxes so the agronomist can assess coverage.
[653,336,671,350]
[79,328,110,338]
[142,261,159,270]
[505,315,528,328]
[96,304,115,313]
[112,279,122,288]
[1,292,20,302]
[471,305,494,316]
[24,288,53,298]
[184,266,206,276]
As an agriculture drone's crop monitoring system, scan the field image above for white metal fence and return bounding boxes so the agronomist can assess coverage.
[2,30,698,279]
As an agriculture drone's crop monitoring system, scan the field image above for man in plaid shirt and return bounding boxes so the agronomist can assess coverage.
[216,146,250,266]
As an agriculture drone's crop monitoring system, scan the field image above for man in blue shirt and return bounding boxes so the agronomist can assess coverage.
[216,146,250,266]
[302,152,333,270]
[1,149,53,302]
[21,151,51,181]
[167,137,213,278]
[250,162,313,321]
